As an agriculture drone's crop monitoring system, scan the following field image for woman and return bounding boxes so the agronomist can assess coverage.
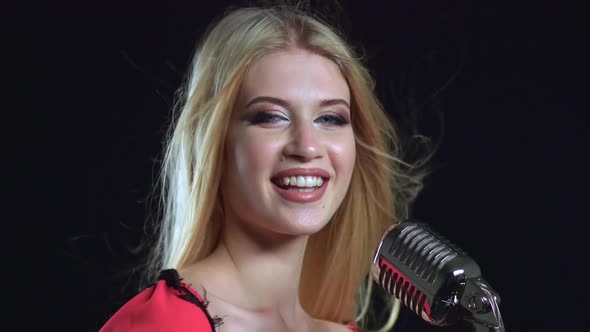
[100,4,424,331]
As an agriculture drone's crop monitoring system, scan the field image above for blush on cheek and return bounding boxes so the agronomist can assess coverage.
[332,140,356,172]
[237,144,265,177]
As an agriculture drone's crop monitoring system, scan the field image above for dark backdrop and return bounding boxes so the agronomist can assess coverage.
[6,0,586,331]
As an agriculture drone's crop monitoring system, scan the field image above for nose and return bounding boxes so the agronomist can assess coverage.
[282,121,323,162]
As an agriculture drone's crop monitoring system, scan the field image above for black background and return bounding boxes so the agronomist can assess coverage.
[5,0,586,331]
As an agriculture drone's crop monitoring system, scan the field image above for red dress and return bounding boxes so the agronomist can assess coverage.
[100,269,360,331]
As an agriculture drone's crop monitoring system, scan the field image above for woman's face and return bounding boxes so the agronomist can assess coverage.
[221,48,356,237]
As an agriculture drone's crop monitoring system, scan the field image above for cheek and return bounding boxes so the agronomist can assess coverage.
[229,130,280,182]
[331,132,356,179]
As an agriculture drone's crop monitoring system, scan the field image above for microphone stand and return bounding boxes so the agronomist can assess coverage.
[458,278,505,332]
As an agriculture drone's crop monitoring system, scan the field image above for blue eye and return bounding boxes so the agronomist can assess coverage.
[316,114,347,126]
[250,112,287,124]
[248,112,347,126]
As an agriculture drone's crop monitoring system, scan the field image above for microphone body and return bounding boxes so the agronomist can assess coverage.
[372,220,504,331]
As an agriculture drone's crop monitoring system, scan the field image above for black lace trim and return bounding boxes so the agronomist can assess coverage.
[158,269,224,330]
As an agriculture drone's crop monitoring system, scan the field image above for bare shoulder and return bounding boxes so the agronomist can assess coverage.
[177,259,246,318]
[179,262,355,332]
[177,255,231,294]
[177,261,207,288]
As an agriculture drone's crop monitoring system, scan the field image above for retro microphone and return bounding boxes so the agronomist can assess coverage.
[371,220,505,332]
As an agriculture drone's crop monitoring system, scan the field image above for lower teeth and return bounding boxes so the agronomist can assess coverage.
[287,187,317,192]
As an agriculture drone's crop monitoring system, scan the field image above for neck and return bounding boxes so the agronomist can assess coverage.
[203,217,313,328]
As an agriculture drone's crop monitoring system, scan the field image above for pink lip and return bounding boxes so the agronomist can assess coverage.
[271,180,329,203]
[271,167,330,179]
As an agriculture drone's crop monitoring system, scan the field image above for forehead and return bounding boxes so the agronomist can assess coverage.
[240,49,350,104]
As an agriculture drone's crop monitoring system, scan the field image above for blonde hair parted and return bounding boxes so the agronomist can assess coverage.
[149,4,415,330]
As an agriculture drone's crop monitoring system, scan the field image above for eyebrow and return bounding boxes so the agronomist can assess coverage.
[246,96,350,110]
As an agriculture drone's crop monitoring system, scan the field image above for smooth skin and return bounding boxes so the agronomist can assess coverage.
[180,48,357,332]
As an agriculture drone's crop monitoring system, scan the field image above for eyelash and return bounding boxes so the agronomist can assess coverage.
[250,111,348,126]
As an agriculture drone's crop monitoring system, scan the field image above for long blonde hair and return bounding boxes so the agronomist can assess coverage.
[147,4,423,330]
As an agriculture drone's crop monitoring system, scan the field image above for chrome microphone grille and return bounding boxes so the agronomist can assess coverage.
[388,222,466,284]
[372,220,482,325]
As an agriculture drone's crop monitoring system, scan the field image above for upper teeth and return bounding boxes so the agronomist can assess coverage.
[281,175,324,187]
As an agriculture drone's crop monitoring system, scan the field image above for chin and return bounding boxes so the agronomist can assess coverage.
[271,212,333,236]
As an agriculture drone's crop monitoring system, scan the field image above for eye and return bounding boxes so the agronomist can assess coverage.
[315,114,347,126]
[249,111,288,124]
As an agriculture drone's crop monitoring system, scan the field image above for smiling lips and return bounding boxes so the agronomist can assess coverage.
[271,168,330,203]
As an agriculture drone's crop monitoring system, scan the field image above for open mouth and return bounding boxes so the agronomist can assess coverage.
[270,175,330,203]
[270,176,329,191]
